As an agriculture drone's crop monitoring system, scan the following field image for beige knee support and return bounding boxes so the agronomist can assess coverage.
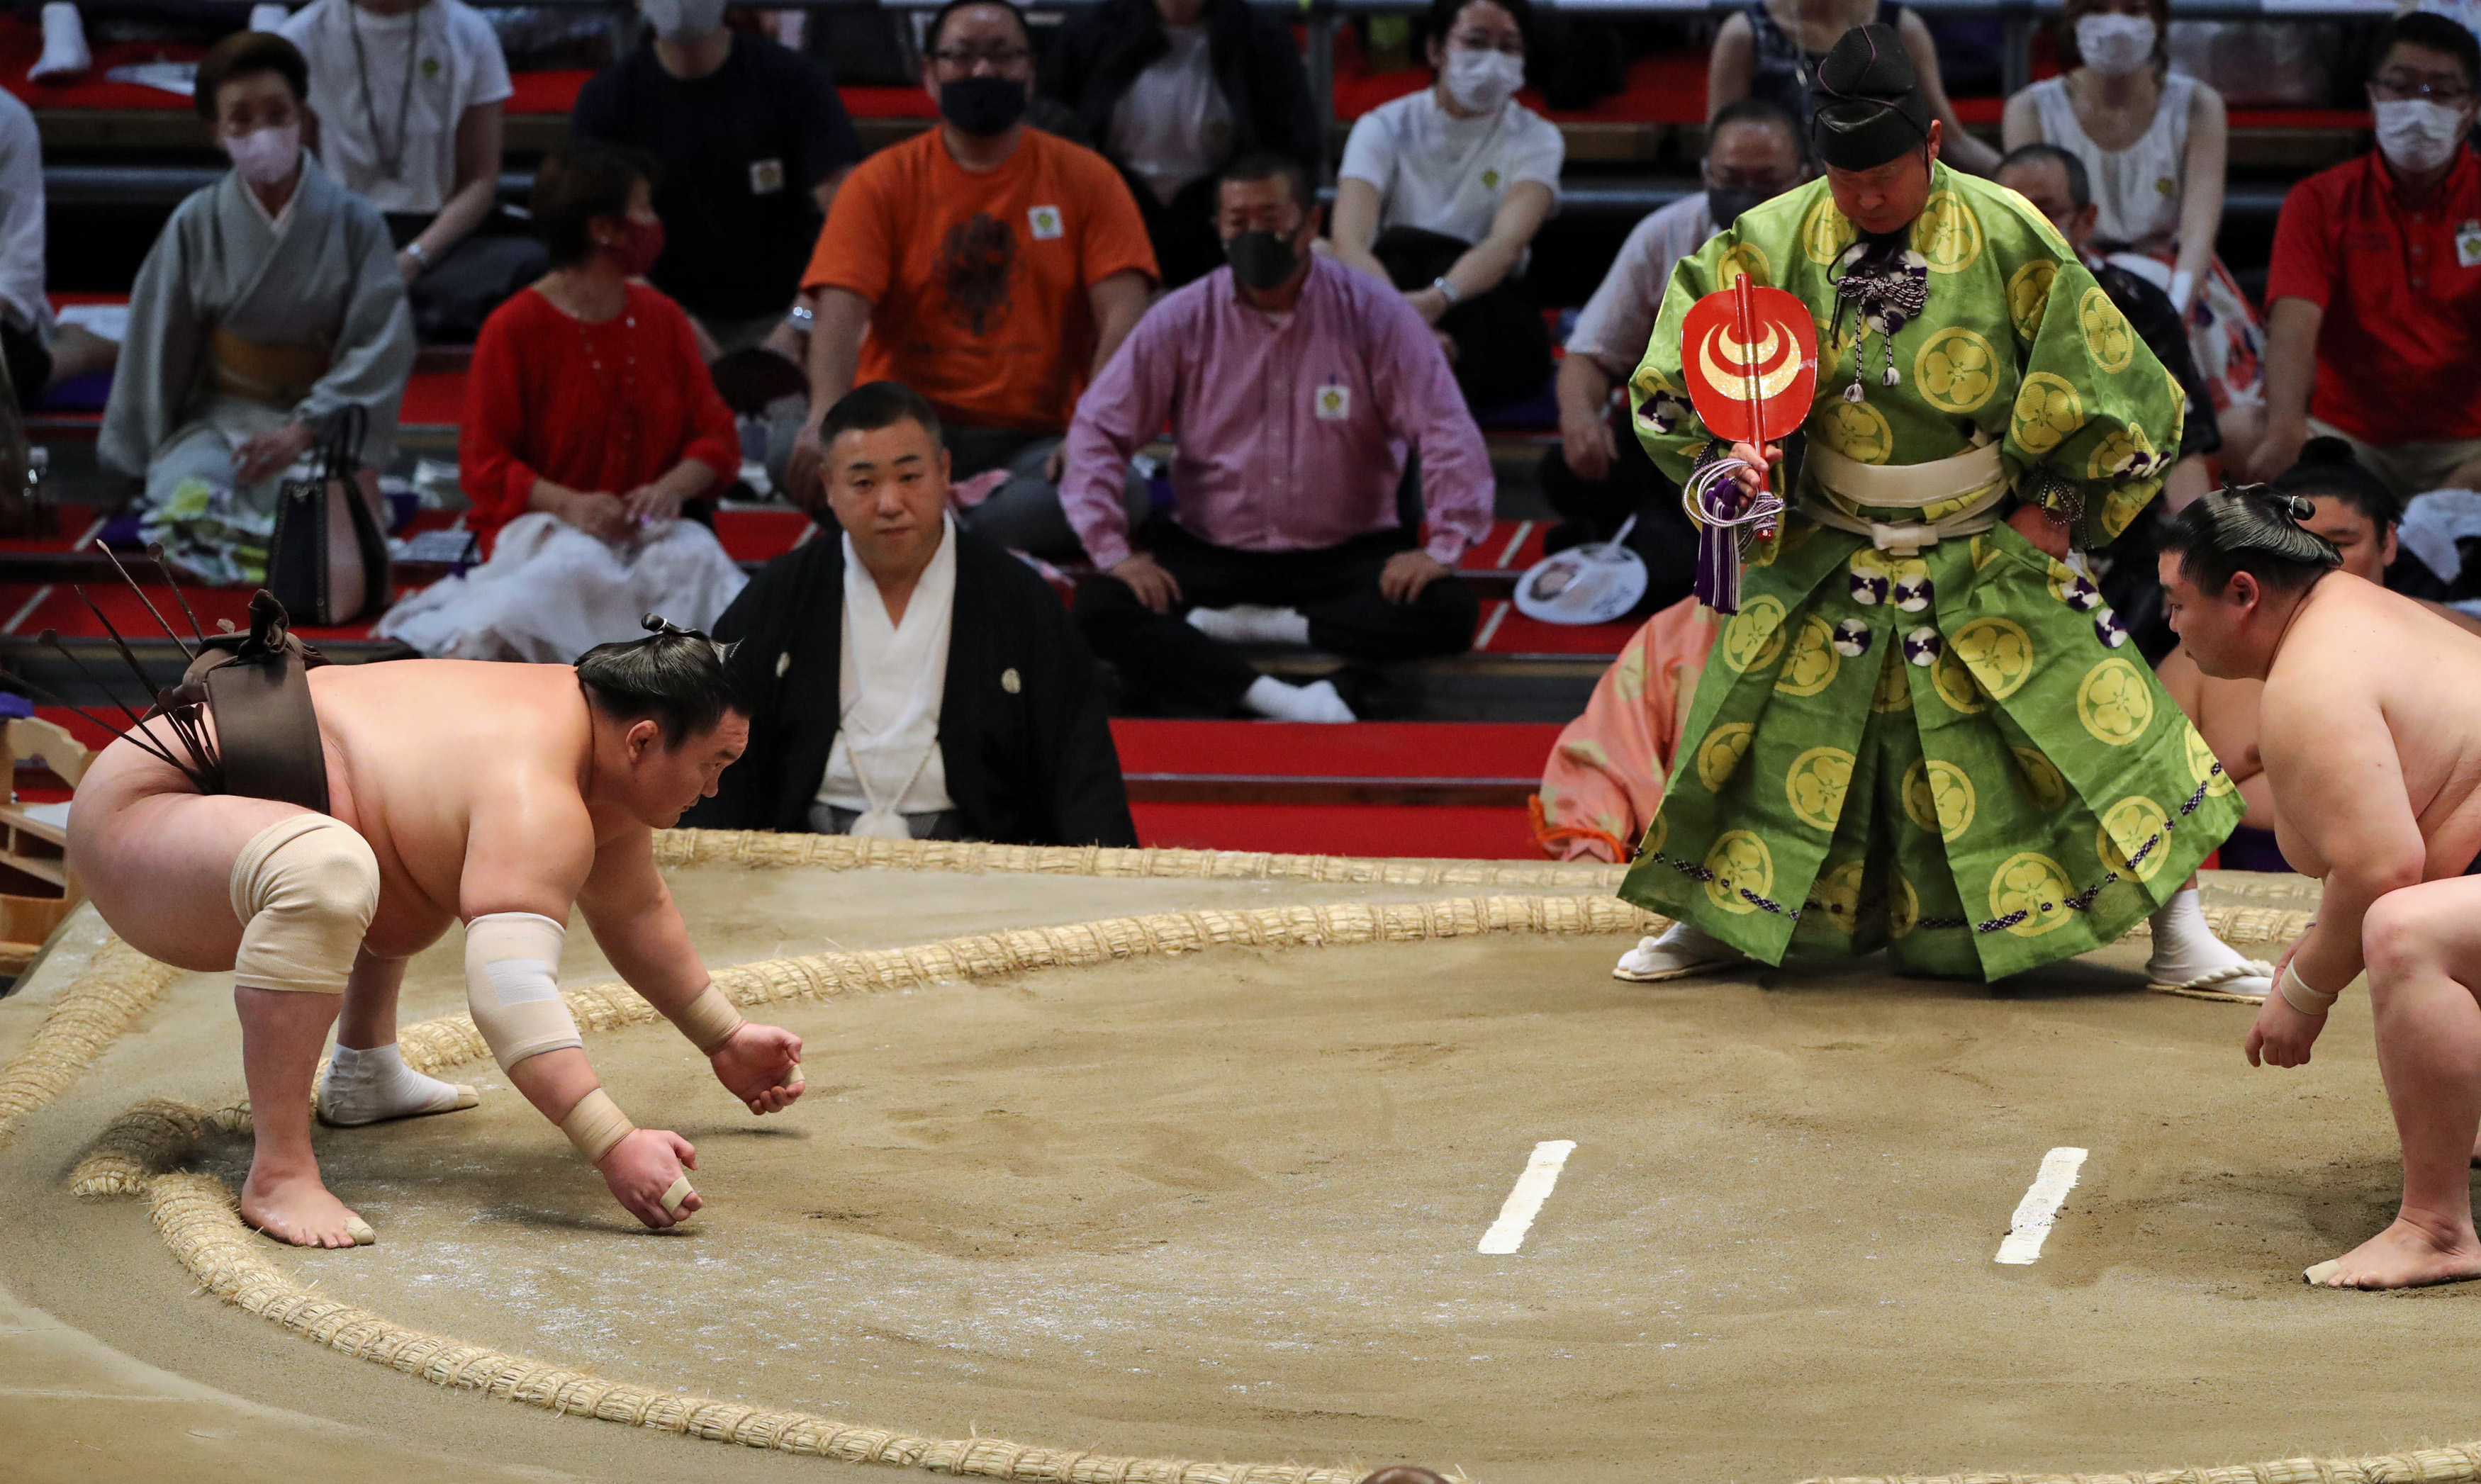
[228,815,379,995]
[464,911,582,1072]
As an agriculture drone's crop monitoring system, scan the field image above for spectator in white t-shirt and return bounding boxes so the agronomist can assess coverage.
[279,0,546,341]
[1540,96,1806,613]
[0,86,116,410]
[1329,0,1562,410]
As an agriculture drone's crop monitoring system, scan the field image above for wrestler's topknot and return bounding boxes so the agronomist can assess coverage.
[576,619,749,747]
[2161,485,2344,597]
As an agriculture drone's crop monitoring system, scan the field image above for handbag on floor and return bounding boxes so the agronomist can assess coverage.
[267,405,391,626]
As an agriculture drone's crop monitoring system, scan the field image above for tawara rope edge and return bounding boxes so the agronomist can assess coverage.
[33,870,2347,1484]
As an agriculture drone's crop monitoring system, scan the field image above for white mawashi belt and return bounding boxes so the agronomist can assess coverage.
[1802,439,2011,556]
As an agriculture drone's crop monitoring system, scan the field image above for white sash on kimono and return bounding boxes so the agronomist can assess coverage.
[819,517,958,837]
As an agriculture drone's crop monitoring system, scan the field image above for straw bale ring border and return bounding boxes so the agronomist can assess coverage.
[48,874,2335,1484]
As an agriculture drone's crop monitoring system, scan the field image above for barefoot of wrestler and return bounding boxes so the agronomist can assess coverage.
[67,618,800,1247]
[2161,492,2481,1291]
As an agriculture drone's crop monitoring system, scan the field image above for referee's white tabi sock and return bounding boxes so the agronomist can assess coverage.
[2146,887,2274,999]
[1189,605,1313,646]
[1612,919,1748,983]
[1243,674,1355,723]
[31,4,89,79]
[319,1042,479,1127]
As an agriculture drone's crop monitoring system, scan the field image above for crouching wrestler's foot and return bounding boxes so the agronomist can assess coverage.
[318,1042,478,1127]
[240,1162,375,1248]
[2304,1215,2481,1291]
[2146,886,2274,1000]
[1612,920,1749,983]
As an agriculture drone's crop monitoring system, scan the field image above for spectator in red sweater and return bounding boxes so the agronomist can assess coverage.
[381,140,747,660]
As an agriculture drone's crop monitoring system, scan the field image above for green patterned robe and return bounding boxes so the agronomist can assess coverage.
[1618,163,2241,981]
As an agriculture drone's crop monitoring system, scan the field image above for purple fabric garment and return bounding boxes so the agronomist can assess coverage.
[1059,255,1494,571]
[2216,823,2291,874]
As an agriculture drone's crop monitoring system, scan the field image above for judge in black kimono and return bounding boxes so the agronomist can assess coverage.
[688,381,1137,848]
[99,31,415,587]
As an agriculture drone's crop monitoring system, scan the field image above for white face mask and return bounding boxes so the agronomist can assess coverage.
[642,0,726,43]
[2374,98,2469,174]
[1443,47,1523,114]
[224,120,301,186]
[2074,13,2156,77]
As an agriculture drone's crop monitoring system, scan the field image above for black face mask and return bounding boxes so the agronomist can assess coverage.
[1224,229,1301,291]
[1706,186,1769,230]
[938,74,1028,136]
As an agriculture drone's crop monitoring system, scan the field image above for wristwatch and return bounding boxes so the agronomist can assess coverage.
[403,240,432,271]
[784,303,815,332]
[1430,275,1462,306]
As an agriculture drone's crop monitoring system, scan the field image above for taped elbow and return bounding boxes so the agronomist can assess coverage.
[464,911,581,1072]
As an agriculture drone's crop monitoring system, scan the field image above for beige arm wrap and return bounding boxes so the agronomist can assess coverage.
[671,984,746,1054]
[2278,961,2343,1016]
[559,1088,634,1164]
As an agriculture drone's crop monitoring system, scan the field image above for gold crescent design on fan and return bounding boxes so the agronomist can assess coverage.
[1697,322,1800,400]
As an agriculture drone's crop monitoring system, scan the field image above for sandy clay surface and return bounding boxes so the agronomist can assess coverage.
[7,863,2475,1484]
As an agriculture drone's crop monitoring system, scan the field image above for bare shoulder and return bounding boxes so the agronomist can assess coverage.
[2419,597,2481,639]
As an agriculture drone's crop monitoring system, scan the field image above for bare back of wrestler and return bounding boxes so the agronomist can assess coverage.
[2161,492,2481,1290]
[68,642,801,1248]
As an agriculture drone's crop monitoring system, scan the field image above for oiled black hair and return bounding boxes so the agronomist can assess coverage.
[576,617,747,747]
[2160,487,2343,597]
[820,380,943,453]
[2268,436,2402,532]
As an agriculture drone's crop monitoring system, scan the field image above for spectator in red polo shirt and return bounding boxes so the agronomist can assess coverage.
[2251,12,2481,498]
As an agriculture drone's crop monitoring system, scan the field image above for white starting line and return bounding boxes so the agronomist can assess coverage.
[1478,1140,1576,1255]
[1994,1147,2088,1265]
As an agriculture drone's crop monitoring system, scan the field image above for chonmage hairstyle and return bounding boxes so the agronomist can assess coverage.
[2160,487,2344,597]
[576,617,749,746]
[195,30,309,123]
[2268,436,2401,532]
[530,140,658,270]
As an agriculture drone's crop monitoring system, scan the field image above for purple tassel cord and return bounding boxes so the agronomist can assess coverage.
[1682,456,1783,615]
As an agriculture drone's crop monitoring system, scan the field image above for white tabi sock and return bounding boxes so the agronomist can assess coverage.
[1189,605,1314,646]
[31,4,90,79]
[2146,887,2274,997]
[319,1042,479,1127]
[1243,674,1355,723]
[1612,919,1747,982]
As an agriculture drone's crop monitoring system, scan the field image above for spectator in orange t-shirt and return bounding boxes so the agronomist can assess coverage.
[788,0,1159,562]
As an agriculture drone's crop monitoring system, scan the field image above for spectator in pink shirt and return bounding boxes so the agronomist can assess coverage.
[1061,152,1493,722]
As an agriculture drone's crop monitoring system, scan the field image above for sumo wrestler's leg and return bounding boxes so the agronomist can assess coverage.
[228,816,382,1247]
[2307,878,2481,1291]
[318,950,480,1127]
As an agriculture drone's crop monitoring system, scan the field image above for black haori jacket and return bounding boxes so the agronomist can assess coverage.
[685,526,1138,848]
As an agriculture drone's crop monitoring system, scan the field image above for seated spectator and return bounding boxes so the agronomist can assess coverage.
[1707,0,2000,174]
[1996,142,2218,511]
[378,141,744,660]
[2003,0,2264,473]
[100,31,414,588]
[2249,12,2481,495]
[279,0,544,342]
[1531,597,1718,862]
[788,0,1158,563]
[0,87,114,410]
[689,381,1136,845]
[571,0,861,358]
[1065,154,1489,723]
[1542,97,1806,609]
[1329,0,1561,410]
[28,1,288,79]
[2157,439,2481,872]
[1041,0,1319,288]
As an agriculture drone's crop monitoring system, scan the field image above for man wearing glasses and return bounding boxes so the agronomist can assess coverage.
[2250,12,2481,498]
[789,0,1158,558]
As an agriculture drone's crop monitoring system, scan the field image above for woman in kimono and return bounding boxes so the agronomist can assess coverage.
[99,30,415,587]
